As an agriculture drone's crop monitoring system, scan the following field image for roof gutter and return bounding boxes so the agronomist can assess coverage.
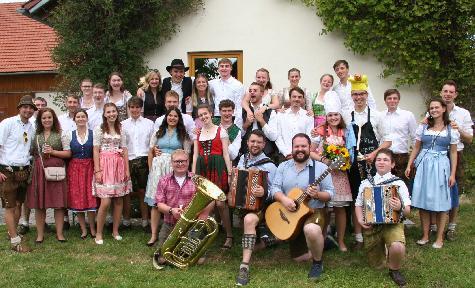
[28,0,51,14]
[0,70,58,76]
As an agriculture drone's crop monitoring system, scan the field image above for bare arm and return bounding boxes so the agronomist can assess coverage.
[449,144,457,187]
[405,140,421,178]
[221,137,232,173]
[147,147,154,169]
[241,91,252,116]
[192,139,199,174]
[93,145,101,183]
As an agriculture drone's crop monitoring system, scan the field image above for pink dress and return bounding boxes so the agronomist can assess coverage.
[316,126,352,207]
[92,127,132,198]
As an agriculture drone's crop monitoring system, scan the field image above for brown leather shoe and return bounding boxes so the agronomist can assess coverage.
[11,239,31,253]
[389,270,407,287]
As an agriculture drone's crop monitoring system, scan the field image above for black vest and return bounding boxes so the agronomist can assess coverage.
[143,89,165,118]
[161,77,192,114]
[239,107,278,157]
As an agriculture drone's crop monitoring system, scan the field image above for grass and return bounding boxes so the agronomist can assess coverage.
[0,199,474,288]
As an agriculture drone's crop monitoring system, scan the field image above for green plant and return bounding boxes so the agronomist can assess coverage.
[50,0,203,106]
[302,0,475,111]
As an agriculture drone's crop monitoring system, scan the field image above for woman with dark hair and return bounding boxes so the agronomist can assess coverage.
[66,109,97,239]
[313,102,355,252]
[405,99,458,249]
[27,107,71,243]
[140,70,164,121]
[192,104,233,249]
[190,74,214,121]
[93,103,131,244]
[106,72,133,122]
[144,107,191,246]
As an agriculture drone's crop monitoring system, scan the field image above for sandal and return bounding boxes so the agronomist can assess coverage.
[222,236,233,250]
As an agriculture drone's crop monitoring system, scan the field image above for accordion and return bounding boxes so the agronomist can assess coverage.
[228,168,268,212]
[362,185,401,224]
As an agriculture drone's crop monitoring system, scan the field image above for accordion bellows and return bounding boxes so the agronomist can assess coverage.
[363,185,400,224]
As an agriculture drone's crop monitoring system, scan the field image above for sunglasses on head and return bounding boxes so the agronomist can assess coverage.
[23,131,28,143]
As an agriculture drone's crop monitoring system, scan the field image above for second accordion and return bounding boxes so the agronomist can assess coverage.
[362,185,401,224]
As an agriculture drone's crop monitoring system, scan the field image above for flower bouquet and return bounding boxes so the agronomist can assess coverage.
[323,144,351,171]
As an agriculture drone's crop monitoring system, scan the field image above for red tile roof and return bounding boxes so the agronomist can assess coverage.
[0,2,57,73]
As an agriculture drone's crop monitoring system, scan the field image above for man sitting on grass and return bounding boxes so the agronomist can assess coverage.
[355,148,411,287]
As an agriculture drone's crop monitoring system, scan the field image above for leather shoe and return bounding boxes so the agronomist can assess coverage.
[389,270,407,287]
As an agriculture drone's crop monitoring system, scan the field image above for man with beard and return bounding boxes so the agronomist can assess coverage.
[235,130,277,286]
[0,95,36,252]
[269,133,334,281]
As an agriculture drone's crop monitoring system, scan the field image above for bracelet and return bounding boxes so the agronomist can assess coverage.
[168,207,173,215]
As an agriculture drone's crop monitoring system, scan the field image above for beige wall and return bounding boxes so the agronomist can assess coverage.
[145,0,426,117]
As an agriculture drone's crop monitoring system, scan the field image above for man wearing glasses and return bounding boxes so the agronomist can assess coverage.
[0,95,37,253]
[342,75,391,250]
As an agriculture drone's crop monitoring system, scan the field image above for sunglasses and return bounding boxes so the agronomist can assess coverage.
[23,131,28,143]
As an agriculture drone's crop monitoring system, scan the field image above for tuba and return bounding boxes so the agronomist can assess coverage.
[153,175,226,269]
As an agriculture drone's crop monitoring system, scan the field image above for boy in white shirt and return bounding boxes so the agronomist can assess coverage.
[355,148,411,287]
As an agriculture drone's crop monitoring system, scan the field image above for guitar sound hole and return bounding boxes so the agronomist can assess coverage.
[293,201,300,211]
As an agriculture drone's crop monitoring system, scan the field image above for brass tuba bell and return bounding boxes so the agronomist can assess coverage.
[153,175,226,269]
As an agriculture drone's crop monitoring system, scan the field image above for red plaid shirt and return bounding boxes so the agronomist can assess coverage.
[155,172,196,225]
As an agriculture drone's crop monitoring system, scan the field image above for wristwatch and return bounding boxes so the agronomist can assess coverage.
[168,207,173,215]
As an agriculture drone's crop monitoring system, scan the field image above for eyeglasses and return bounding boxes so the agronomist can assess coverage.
[81,85,92,88]
[173,160,188,165]
[351,92,367,97]
[23,131,28,143]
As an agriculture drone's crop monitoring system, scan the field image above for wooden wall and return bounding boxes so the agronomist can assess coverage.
[0,73,58,121]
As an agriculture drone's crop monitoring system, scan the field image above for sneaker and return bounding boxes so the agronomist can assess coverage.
[446,229,456,241]
[308,261,323,280]
[389,270,407,287]
[18,224,30,235]
[11,239,31,253]
[236,266,250,286]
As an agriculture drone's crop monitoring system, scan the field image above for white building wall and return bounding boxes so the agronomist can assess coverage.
[145,0,426,117]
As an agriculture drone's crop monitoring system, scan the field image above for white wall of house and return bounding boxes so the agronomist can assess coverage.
[145,0,426,117]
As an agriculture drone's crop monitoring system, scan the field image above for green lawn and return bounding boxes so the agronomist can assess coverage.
[1,200,474,288]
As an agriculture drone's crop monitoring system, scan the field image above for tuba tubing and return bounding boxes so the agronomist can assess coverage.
[156,175,226,269]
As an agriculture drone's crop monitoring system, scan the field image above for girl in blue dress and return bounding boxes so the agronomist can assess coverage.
[405,99,458,249]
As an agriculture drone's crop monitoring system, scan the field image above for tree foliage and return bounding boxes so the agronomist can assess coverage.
[50,0,203,93]
[302,0,475,111]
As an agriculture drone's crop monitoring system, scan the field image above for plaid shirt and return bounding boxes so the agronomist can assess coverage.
[155,172,196,225]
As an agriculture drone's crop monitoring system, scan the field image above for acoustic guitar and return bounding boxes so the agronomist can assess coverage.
[265,157,345,241]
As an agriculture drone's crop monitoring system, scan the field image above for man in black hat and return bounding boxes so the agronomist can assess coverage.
[162,59,193,114]
[0,95,37,253]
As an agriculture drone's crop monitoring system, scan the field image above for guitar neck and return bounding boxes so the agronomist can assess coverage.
[296,166,332,203]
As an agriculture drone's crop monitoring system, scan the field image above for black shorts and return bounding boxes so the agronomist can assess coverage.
[129,157,149,191]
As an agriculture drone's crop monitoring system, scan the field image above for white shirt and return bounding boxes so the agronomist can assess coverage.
[244,103,278,140]
[154,113,196,141]
[29,115,36,126]
[220,123,242,161]
[86,105,104,130]
[0,115,35,166]
[121,116,155,160]
[58,113,77,132]
[171,80,184,106]
[342,106,391,143]
[268,107,315,156]
[449,105,473,151]
[333,79,377,113]
[209,76,244,117]
[355,172,411,207]
[384,108,417,153]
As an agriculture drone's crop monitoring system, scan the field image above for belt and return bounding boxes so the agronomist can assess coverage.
[0,164,30,172]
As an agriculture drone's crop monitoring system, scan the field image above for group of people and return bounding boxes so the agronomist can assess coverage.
[0,57,472,287]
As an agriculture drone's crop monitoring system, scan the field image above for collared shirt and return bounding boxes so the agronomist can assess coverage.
[58,113,77,132]
[247,103,278,134]
[384,107,417,153]
[171,79,184,105]
[237,152,277,201]
[155,172,196,225]
[267,108,315,156]
[271,159,334,209]
[86,105,104,130]
[121,116,155,160]
[0,115,35,166]
[355,172,411,207]
[342,106,391,143]
[153,113,196,141]
[209,76,244,117]
[333,79,377,113]
[449,105,473,151]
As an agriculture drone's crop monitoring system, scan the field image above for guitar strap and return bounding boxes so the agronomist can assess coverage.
[308,160,316,186]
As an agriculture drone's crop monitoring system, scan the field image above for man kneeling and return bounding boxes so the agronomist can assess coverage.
[355,148,411,287]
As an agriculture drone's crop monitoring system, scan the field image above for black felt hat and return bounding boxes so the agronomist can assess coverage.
[166,59,189,73]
